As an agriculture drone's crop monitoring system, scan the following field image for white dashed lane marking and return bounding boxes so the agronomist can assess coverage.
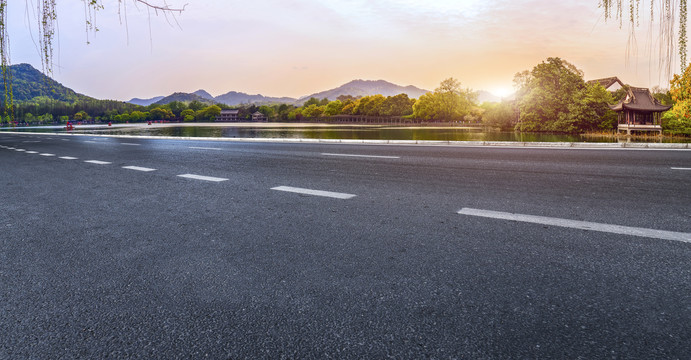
[672,167,691,170]
[59,156,78,160]
[84,160,112,165]
[177,174,229,182]
[189,147,223,151]
[271,186,356,200]
[123,166,156,172]
[39,153,55,157]
[321,153,400,159]
[25,151,38,154]
[457,208,691,243]
[120,143,140,146]
[84,141,97,143]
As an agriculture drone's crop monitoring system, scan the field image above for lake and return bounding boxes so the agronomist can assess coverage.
[1,122,686,143]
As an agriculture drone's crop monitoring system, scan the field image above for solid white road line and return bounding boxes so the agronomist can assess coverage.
[84,160,112,165]
[671,167,691,170]
[321,153,400,159]
[59,156,78,160]
[122,166,156,172]
[271,186,356,199]
[457,208,691,243]
[177,174,228,182]
[39,153,55,157]
[189,146,223,150]
[120,143,140,146]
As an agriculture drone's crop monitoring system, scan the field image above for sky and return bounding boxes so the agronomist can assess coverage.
[5,0,687,101]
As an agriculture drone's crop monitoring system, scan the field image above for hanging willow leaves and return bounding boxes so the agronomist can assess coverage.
[0,0,186,124]
[600,0,688,73]
[0,0,12,122]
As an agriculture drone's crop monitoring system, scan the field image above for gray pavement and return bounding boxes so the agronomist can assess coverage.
[1,133,690,358]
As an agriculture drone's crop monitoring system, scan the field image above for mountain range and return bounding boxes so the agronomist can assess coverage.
[128,79,507,106]
[3,63,506,107]
[127,79,433,107]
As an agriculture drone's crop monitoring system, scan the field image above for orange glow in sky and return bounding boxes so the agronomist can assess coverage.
[6,0,683,101]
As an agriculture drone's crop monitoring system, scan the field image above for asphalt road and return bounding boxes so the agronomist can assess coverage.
[1,133,690,359]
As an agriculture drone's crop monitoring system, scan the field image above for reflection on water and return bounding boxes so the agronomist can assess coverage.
[79,125,594,142]
[3,124,686,143]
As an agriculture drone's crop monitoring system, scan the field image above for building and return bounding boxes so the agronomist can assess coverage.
[252,111,267,122]
[215,109,240,122]
[587,76,626,92]
[610,87,671,135]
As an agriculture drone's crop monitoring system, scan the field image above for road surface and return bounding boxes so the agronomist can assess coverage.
[1,133,690,358]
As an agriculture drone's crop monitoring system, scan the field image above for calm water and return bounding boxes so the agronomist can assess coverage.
[102,126,592,142]
[3,124,686,143]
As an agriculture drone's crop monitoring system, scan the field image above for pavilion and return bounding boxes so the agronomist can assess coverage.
[609,87,671,135]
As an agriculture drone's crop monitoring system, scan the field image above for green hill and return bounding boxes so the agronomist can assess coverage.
[154,92,216,105]
[2,63,93,103]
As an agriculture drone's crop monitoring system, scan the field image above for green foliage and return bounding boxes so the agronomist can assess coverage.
[302,104,325,117]
[187,100,206,112]
[73,111,89,121]
[3,64,92,103]
[663,62,691,134]
[412,78,475,121]
[381,94,415,116]
[514,57,615,133]
[652,87,674,105]
[303,97,329,107]
[323,100,343,116]
[482,102,516,130]
[149,107,174,120]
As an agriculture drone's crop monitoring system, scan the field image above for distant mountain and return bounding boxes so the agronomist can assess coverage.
[213,91,296,106]
[154,92,216,105]
[193,89,214,100]
[128,96,165,106]
[476,90,515,103]
[126,79,432,107]
[476,91,501,104]
[298,80,429,103]
[3,63,93,103]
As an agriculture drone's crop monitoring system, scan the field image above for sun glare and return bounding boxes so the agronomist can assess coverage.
[490,87,513,99]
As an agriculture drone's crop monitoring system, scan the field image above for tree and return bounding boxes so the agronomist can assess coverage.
[149,107,174,120]
[482,102,516,130]
[663,62,691,134]
[302,104,324,118]
[323,100,343,116]
[381,94,415,116]
[413,78,476,121]
[515,58,588,132]
[73,111,89,121]
[188,101,206,112]
[600,0,688,72]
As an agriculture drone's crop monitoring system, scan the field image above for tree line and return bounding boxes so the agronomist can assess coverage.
[3,57,689,135]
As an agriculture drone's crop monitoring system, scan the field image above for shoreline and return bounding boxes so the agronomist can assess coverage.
[1,130,689,149]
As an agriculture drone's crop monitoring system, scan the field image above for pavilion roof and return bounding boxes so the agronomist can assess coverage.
[609,87,672,112]
[587,76,625,90]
